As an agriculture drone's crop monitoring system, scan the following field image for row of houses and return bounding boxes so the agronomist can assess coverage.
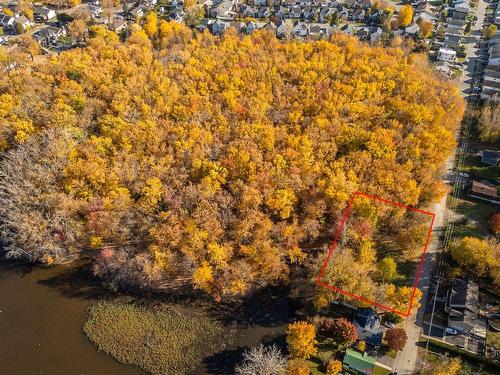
[482,3,500,101]
[435,0,474,74]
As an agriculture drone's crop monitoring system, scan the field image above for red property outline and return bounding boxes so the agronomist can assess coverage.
[315,191,436,317]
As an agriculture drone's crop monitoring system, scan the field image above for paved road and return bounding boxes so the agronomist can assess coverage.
[393,162,451,374]
[393,1,489,373]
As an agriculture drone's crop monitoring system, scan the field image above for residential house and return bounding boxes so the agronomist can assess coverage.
[443,33,462,50]
[416,10,435,23]
[0,13,15,30]
[15,15,32,32]
[453,3,470,20]
[168,7,185,22]
[109,19,128,33]
[290,5,302,19]
[276,18,293,38]
[495,1,500,26]
[359,0,372,9]
[482,74,500,101]
[210,19,231,34]
[257,6,270,18]
[437,47,457,62]
[344,0,357,8]
[209,0,235,19]
[369,26,383,42]
[128,5,144,19]
[309,22,333,38]
[88,5,103,18]
[489,32,500,46]
[435,60,453,77]
[366,9,380,25]
[343,349,377,375]
[240,4,256,17]
[340,23,354,35]
[354,308,384,349]
[195,18,215,32]
[33,26,66,47]
[293,21,309,37]
[274,5,288,18]
[483,68,500,87]
[33,5,57,22]
[468,180,500,204]
[405,23,420,36]
[447,17,467,28]
[342,348,392,375]
[254,0,267,6]
[352,8,365,22]
[445,279,479,334]
[481,150,500,166]
[489,44,500,65]
[303,5,313,20]
[319,7,334,23]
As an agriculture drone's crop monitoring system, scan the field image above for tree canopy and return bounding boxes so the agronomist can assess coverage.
[0,23,463,300]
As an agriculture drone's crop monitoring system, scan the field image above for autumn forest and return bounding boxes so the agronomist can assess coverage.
[0,22,465,305]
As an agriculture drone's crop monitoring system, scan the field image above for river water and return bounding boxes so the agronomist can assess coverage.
[0,259,293,375]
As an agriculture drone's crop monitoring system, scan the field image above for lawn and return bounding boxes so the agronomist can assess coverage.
[83,302,233,375]
[448,193,498,239]
[486,328,500,350]
[462,155,500,181]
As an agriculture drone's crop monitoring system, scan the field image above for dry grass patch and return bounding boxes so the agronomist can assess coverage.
[83,302,233,375]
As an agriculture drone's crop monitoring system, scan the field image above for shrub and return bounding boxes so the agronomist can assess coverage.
[286,321,318,359]
[287,359,310,375]
[489,213,500,235]
[326,359,342,375]
[383,312,403,324]
[357,340,366,352]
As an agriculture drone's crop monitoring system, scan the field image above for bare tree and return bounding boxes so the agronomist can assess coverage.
[235,344,287,375]
[0,129,82,264]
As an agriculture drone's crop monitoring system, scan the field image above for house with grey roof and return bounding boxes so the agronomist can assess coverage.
[0,13,15,29]
[481,150,500,166]
[445,279,479,333]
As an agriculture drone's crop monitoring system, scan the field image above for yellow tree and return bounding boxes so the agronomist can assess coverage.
[485,24,497,38]
[398,5,413,28]
[143,12,158,39]
[286,321,318,359]
[326,359,342,375]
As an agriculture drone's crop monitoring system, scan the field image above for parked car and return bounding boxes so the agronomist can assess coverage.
[445,328,458,335]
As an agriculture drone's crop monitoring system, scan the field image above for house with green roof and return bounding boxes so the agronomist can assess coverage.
[343,349,392,375]
[343,348,376,375]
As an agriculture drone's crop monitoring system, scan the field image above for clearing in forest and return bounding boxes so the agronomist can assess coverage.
[316,192,435,317]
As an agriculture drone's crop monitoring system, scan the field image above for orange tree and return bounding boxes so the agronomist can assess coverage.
[384,328,407,351]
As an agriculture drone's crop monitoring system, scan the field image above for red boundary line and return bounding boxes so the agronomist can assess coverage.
[315,191,436,317]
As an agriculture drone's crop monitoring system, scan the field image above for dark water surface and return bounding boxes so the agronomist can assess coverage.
[0,260,144,375]
[0,260,295,375]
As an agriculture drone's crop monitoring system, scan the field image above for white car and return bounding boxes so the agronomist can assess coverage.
[445,328,458,335]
